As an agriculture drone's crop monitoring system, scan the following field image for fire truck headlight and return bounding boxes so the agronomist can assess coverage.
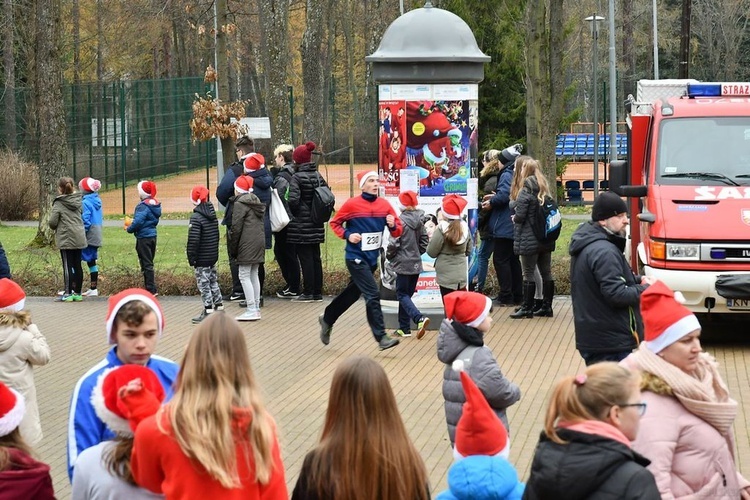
[666,243,700,261]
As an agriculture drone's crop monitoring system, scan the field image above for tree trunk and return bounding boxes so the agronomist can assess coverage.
[259,0,292,144]
[3,0,17,150]
[34,0,68,246]
[300,0,328,147]
[215,0,234,169]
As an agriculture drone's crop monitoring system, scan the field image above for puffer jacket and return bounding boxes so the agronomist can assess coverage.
[568,221,646,353]
[228,193,266,266]
[246,167,273,249]
[512,176,555,256]
[81,192,103,247]
[48,192,86,250]
[523,429,660,500]
[477,172,498,239]
[287,162,327,245]
[487,164,515,239]
[619,361,750,499]
[436,318,521,445]
[186,202,220,267]
[427,220,472,290]
[127,198,161,239]
[215,160,244,226]
[387,209,428,275]
[0,311,51,447]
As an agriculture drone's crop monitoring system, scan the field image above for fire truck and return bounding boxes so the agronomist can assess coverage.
[610,80,750,315]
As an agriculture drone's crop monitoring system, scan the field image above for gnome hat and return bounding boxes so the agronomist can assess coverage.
[137,180,157,200]
[79,177,102,193]
[398,190,418,209]
[641,280,701,353]
[243,152,266,172]
[105,288,164,345]
[442,194,468,220]
[190,186,209,205]
[357,170,378,189]
[234,175,254,194]
[0,382,24,438]
[0,278,25,313]
[444,291,492,328]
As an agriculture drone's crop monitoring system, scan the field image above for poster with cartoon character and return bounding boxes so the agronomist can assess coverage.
[379,102,407,196]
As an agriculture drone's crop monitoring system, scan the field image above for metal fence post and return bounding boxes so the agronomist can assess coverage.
[120,81,127,215]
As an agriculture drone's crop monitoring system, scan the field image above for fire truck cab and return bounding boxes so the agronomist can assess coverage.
[610,80,750,315]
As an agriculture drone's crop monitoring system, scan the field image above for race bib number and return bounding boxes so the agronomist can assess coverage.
[361,232,382,251]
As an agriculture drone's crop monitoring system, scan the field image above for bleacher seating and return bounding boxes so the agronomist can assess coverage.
[555,133,628,159]
[582,180,595,191]
[599,180,609,191]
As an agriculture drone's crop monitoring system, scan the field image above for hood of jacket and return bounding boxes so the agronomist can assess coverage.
[297,161,318,173]
[437,220,469,245]
[193,202,217,222]
[523,175,540,194]
[53,192,82,211]
[234,193,266,217]
[400,209,425,230]
[141,198,162,216]
[0,448,53,498]
[0,311,31,352]
[440,455,524,500]
[437,319,485,364]
[568,220,627,256]
[83,192,102,210]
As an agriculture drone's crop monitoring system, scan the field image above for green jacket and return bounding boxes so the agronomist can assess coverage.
[48,193,87,250]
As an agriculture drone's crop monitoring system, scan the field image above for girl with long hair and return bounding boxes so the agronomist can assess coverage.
[124,312,287,499]
[49,176,87,301]
[524,363,659,499]
[427,194,472,301]
[292,356,430,500]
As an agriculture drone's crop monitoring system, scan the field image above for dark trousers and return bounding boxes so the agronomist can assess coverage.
[274,229,300,293]
[297,243,322,296]
[226,227,243,295]
[396,274,421,331]
[440,285,467,303]
[60,248,83,294]
[580,350,632,366]
[520,252,553,282]
[493,237,522,303]
[323,260,384,341]
[135,237,157,294]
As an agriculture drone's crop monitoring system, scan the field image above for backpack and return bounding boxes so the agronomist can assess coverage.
[533,195,562,242]
[311,174,335,226]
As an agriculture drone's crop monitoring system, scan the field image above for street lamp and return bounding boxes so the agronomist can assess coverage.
[586,14,604,199]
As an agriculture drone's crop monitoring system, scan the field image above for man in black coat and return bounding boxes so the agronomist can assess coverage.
[568,192,656,365]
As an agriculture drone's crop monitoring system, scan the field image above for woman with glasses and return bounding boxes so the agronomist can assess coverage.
[621,281,750,499]
[524,362,659,499]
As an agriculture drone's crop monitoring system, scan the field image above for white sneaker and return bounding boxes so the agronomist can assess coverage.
[236,309,261,321]
[82,289,99,297]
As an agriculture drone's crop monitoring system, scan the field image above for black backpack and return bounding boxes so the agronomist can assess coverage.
[532,195,562,242]
[311,174,335,225]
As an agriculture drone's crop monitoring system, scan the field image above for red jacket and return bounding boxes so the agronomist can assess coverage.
[0,448,55,500]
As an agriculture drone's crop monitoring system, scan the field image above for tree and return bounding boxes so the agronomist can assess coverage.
[300,0,329,146]
[3,0,17,149]
[258,0,292,144]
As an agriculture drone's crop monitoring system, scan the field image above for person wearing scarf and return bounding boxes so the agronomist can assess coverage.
[622,280,750,499]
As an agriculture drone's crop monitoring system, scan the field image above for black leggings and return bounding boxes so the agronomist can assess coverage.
[61,248,83,294]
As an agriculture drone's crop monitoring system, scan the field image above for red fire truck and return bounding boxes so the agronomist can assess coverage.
[610,80,750,315]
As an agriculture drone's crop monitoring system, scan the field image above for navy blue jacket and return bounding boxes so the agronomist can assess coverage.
[0,241,10,278]
[488,163,515,239]
[216,160,244,226]
[126,198,161,239]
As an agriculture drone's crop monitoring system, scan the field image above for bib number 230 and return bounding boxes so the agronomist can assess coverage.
[361,232,382,251]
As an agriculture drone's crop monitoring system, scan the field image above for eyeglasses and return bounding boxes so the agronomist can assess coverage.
[618,402,647,416]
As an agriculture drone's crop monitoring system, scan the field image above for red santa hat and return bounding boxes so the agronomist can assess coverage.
[105,288,164,345]
[137,180,157,199]
[243,152,266,172]
[91,365,166,436]
[444,291,492,328]
[190,186,209,205]
[398,190,418,209]
[0,382,24,437]
[78,177,102,193]
[357,170,379,189]
[451,365,509,460]
[442,194,468,220]
[234,175,254,194]
[641,280,701,353]
[0,278,25,313]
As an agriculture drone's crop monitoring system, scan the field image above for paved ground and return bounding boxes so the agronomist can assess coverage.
[29,294,750,498]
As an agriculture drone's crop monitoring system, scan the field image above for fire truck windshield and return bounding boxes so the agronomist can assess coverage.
[657,117,750,185]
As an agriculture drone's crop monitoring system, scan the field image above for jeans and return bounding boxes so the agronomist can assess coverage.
[297,243,323,296]
[238,264,260,306]
[273,229,300,293]
[323,260,385,341]
[580,350,632,366]
[396,274,421,331]
[475,237,494,291]
[135,237,157,294]
[492,238,521,303]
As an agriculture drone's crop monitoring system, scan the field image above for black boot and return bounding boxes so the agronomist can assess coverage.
[510,282,535,319]
[534,281,555,317]
[192,308,213,324]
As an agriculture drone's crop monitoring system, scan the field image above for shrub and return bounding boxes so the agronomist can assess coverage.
[0,151,39,220]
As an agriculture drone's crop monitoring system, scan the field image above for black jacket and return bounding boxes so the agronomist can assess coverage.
[186,202,220,267]
[568,221,646,353]
[216,160,244,226]
[512,176,555,256]
[286,162,327,245]
[524,429,660,500]
[0,242,10,279]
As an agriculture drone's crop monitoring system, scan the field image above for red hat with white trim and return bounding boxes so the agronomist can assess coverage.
[0,381,24,437]
[641,280,701,353]
[190,185,209,205]
[442,194,468,220]
[234,175,254,194]
[357,170,378,189]
[137,180,157,199]
[243,152,266,172]
[105,288,164,345]
[0,278,25,312]
[444,291,492,328]
[78,177,102,193]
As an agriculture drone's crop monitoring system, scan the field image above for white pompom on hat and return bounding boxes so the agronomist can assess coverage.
[243,152,266,172]
[190,186,209,205]
[0,278,25,313]
[105,288,164,345]
[0,382,24,438]
[641,280,701,353]
[79,177,102,193]
[137,180,157,200]
[234,175,254,194]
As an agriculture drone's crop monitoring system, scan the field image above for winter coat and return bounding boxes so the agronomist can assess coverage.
[436,455,525,500]
[478,171,499,239]
[127,198,161,239]
[48,192,87,250]
[387,209,428,276]
[436,318,521,445]
[487,164,515,239]
[216,160,244,226]
[271,163,295,223]
[186,202,220,267]
[568,221,646,353]
[228,193,266,266]
[427,220,472,290]
[287,162,327,245]
[0,311,50,447]
[513,177,555,256]
[0,242,10,279]
[246,167,273,249]
[0,448,55,500]
[523,429,660,500]
[81,192,103,248]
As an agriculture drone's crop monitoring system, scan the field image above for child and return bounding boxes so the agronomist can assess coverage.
[437,291,520,447]
[427,195,473,300]
[386,190,430,339]
[71,365,165,499]
[122,312,287,499]
[126,180,161,295]
[0,279,50,447]
[0,381,55,499]
[78,177,104,296]
[228,176,265,321]
[186,185,223,324]
[49,176,87,301]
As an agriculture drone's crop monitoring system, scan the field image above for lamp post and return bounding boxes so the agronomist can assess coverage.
[653,0,659,78]
[586,14,604,199]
